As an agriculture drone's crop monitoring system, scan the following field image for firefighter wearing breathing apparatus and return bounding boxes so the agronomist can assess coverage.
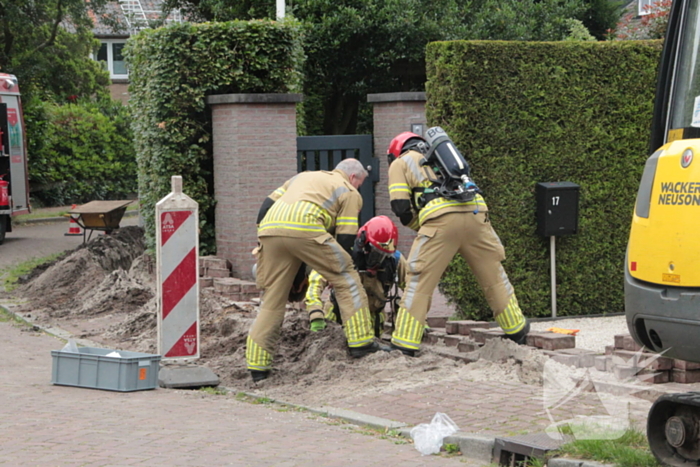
[387,127,529,356]
[247,158,390,383]
[305,215,408,337]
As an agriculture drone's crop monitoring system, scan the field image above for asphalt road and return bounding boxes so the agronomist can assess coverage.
[0,216,139,271]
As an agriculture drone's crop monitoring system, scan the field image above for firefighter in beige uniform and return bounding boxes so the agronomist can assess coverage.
[247,158,389,382]
[387,128,529,356]
[305,216,408,336]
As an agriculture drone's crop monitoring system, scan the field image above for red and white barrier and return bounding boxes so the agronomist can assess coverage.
[156,176,199,360]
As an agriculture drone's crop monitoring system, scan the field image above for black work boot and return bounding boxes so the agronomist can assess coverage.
[505,319,531,346]
[390,343,416,357]
[250,370,270,383]
[349,340,392,358]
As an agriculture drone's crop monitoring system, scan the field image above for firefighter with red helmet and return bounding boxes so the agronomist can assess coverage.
[386,128,529,356]
[247,158,390,383]
[305,216,407,336]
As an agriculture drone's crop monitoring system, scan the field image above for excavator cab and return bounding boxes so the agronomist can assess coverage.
[626,0,700,464]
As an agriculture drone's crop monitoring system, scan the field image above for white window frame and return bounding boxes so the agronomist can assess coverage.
[94,39,128,79]
[639,0,653,16]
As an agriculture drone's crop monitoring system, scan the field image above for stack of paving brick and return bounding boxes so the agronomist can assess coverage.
[422,318,489,353]
[199,256,232,287]
[595,334,700,384]
[422,318,586,362]
[212,277,259,302]
[198,256,259,302]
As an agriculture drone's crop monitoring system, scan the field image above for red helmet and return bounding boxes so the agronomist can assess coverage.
[359,215,398,252]
[387,132,426,165]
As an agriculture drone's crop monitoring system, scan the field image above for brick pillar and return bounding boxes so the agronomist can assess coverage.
[368,92,426,256]
[207,93,302,280]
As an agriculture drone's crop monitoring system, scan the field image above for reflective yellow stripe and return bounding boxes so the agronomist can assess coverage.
[245,336,272,371]
[259,200,332,233]
[305,270,325,309]
[418,196,487,225]
[391,307,423,349]
[336,216,358,227]
[496,295,526,334]
[390,183,411,194]
[344,307,374,347]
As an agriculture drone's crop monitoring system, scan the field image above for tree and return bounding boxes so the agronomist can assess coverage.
[579,0,626,41]
[163,0,275,21]
[0,0,112,101]
[158,0,589,134]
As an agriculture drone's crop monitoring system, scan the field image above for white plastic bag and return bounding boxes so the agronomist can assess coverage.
[61,339,79,353]
[410,412,459,455]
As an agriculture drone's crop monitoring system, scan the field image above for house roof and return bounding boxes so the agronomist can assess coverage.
[91,0,183,38]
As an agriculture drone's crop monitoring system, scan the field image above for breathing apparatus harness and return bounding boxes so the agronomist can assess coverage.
[414,127,481,209]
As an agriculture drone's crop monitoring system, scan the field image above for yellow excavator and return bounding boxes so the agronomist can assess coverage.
[626,0,700,465]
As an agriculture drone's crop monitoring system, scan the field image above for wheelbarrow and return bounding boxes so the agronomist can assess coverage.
[68,200,134,243]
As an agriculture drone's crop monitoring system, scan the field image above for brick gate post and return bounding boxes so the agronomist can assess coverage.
[207,93,302,280]
[368,92,426,256]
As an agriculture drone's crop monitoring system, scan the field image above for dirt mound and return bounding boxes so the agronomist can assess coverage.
[8,227,552,407]
[18,226,147,317]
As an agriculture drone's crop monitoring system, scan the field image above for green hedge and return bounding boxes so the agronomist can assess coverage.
[26,98,137,206]
[426,40,663,319]
[126,20,303,253]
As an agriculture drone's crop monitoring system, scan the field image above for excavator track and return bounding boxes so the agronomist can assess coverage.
[648,392,700,466]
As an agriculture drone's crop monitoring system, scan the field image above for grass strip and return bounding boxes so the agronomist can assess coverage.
[554,429,661,467]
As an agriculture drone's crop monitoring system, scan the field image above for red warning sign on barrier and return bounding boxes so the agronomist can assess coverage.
[156,177,200,360]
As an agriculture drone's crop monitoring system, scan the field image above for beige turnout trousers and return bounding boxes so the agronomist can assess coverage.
[247,233,374,371]
[391,211,526,351]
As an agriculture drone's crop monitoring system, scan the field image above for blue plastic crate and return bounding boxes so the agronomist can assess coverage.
[51,346,161,392]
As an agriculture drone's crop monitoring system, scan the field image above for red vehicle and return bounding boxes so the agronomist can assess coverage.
[0,73,30,244]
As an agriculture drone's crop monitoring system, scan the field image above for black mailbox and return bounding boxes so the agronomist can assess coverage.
[536,181,580,237]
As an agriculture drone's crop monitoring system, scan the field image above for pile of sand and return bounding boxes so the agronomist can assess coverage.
[4,227,552,406]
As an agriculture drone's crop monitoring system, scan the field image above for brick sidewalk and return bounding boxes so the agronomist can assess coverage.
[0,320,479,466]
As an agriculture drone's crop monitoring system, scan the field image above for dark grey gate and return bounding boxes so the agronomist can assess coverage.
[297,135,378,226]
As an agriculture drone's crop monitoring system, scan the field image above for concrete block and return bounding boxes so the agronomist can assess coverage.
[557,348,596,368]
[636,369,670,384]
[444,335,461,347]
[426,316,448,328]
[672,368,700,384]
[617,334,642,351]
[638,353,674,371]
[550,353,580,367]
[613,334,627,349]
[457,341,480,353]
[612,349,641,366]
[674,359,700,370]
[207,267,231,278]
[605,345,614,355]
[159,365,220,389]
[444,434,494,464]
[470,328,505,344]
[422,333,440,345]
[199,256,230,270]
[214,278,241,294]
[457,320,490,336]
[594,355,607,372]
[525,332,548,347]
[445,321,461,335]
[200,277,214,288]
[613,364,637,380]
[535,333,575,351]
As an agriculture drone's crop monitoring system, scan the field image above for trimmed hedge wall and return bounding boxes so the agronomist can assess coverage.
[126,20,303,253]
[426,40,663,318]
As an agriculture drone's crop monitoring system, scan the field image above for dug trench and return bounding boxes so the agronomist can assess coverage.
[1,226,556,407]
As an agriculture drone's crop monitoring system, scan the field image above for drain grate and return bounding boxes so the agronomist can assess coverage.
[493,432,570,466]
